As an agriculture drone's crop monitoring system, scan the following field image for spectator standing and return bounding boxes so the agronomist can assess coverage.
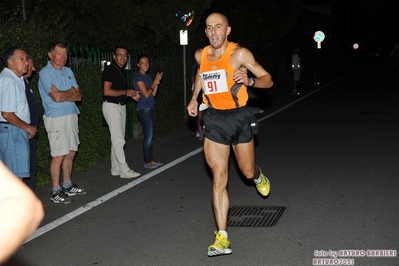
[0,47,37,180]
[292,47,301,95]
[187,13,273,256]
[132,55,163,169]
[24,55,40,191]
[102,46,141,178]
[39,42,86,204]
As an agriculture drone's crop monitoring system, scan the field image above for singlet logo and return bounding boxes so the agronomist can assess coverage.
[202,72,221,81]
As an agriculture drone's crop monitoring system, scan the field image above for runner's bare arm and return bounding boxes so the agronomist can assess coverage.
[232,47,273,89]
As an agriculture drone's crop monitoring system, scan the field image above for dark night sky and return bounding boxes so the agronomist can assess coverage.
[301,0,399,53]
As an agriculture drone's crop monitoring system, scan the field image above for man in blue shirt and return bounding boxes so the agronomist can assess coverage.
[0,47,37,179]
[39,42,86,204]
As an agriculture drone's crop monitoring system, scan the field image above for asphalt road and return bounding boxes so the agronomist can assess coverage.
[4,58,399,266]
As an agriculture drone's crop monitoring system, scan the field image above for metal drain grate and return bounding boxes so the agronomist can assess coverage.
[228,206,286,227]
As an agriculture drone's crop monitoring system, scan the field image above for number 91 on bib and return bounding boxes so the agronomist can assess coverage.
[200,69,228,95]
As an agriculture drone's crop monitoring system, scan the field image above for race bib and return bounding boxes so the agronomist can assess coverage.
[200,69,228,95]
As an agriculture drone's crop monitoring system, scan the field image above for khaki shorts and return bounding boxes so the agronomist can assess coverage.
[43,114,79,157]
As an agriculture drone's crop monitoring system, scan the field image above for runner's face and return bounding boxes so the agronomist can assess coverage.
[113,48,128,68]
[205,14,231,49]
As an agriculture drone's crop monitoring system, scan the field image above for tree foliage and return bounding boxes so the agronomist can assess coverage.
[0,0,70,69]
[205,0,301,54]
[23,0,212,49]
[0,0,300,59]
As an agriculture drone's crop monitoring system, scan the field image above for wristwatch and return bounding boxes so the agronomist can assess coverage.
[250,77,256,87]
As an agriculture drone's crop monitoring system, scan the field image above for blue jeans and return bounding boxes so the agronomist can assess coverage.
[137,108,155,164]
[0,123,30,177]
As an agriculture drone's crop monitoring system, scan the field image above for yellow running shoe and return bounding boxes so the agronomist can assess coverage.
[208,231,232,257]
[255,172,270,196]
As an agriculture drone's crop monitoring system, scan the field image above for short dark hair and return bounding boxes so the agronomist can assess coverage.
[4,46,25,67]
[49,42,67,53]
[114,46,128,54]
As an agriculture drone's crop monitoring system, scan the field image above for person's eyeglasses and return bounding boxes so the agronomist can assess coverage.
[115,54,128,57]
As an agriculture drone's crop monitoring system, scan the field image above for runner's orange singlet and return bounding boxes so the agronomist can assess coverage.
[199,42,248,110]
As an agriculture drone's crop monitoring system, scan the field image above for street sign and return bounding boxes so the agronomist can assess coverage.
[180,30,188,45]
[313,31,325,49]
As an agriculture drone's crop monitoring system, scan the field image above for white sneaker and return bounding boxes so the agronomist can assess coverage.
[111,170,120,176]
[120,169,141,178]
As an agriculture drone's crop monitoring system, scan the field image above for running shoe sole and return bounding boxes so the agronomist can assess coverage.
[208,248,232,257]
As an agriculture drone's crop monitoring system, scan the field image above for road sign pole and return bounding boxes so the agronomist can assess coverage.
[180,30,188,122]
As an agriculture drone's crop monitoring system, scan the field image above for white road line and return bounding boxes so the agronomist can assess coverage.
[25,77,343,243]
[25,147,203,243]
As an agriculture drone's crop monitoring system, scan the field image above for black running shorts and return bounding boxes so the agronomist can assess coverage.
[203,106,258,145]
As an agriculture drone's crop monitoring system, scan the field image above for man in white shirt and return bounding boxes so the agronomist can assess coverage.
[0,47,37,179]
